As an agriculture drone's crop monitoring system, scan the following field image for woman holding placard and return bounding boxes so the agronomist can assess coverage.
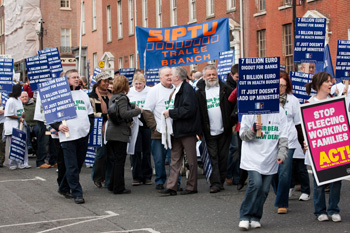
[304,72,342,222]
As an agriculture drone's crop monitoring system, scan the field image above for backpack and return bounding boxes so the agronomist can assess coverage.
[108,96,124,125]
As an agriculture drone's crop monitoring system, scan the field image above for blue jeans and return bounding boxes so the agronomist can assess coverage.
[240,171,273,221]
[313,177,341,217]
[151,139,169,185]
[271,148,295,208]
[59,136,88,198]
[226,132,239,184]
[291,159,310,194]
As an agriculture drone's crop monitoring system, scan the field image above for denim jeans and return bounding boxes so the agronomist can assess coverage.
[271,148,295,208]
[240,170,273,221]
[151,139,169,185]
[226,132,239,184]
[59,136,88,198]
[313,177,341,217]
[291,158,310,194]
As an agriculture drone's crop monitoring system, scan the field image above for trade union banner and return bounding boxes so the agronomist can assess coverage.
[136,18,230,70]
[300,97,350,185]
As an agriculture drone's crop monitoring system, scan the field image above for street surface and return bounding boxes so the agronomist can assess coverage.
[1,156,350,233]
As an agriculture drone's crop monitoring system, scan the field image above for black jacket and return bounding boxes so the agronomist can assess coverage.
[196,79,234,139]
[169,80,202,138]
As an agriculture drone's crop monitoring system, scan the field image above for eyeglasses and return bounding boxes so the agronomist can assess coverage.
[280,84,287,88]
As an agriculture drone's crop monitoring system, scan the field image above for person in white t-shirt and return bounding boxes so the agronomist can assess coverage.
[50,69,94,204]
[143,67,174,190]
[238,107,288,230]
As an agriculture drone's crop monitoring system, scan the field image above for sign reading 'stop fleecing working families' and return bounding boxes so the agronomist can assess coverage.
[25,55,51,91]
[9,128,26,163]
[145,68,159,86]
[335,40,350,81]
[294,17,326,63]
[38,47,64,78]
[0,58,14,93]
[217,50,234,83]
[38,76,77,124]
[290,71,314,104]
[300,97,350,185]
[238,57,280,115]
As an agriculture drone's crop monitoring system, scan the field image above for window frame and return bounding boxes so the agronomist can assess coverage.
[117,0,123,39]
[188,0,197,23]
[129,54,134,68]
[142,0,148,27]
[206,0,215,18]
[60,28,72,54]
[119,57,123,69]
[283,24,293,73]
[258,0,266,12]
[128,0,134,35]
[60,0,70,9]
[92,0,97,31]
[156,0,162,28]
[257,29,266,58]
[107,5,112,42]
[170,0,177,26]
[227,0,236,12]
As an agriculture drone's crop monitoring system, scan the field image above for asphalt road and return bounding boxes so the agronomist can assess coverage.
[1,156,350,233]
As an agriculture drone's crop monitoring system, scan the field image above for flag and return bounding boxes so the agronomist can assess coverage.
[315,44,335,78]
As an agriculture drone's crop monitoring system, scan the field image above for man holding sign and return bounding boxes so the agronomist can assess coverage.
[50,69,94,204]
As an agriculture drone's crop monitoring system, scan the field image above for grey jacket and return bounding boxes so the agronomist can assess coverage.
[106,93,141,142]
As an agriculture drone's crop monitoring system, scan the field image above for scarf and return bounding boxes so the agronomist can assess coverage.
[279,93,287,108]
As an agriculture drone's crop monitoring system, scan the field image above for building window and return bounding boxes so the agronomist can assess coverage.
[190,64,198,72]
[156,0,162,28]
[81,2,85,35]
[257,29,266,57]
[61,0,70,8]
[117,0,123,38]
[129,54,134,68]
[92,0,97,31]
[170,0,177,26]
[189,0,196,22]
[93,53,97,68]
[227,0,236,11]
[60,28,71,54]
[283,24,293,73]
[348,29,350,40]
[129,0,134,35]
[119,57,123,69]
[284,0,292,5]
[258,0,266,11]
[206,0,215,18]
[142,0,148,27]
[107,5,112,42]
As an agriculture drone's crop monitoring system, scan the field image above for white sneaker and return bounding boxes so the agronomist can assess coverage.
[317,214,329,222]
[299,193,310,201]
[289,188,294,199]
[238,220,249,230]
[9,166,17,170]
[250,220,261,229]
[331,214,341,222]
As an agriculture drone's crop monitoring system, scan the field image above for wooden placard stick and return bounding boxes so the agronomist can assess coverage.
[62,120,70,138]
[345,80,349,97]
[19,122,23,131]
[304,63,310,74]
[256,115,262,137]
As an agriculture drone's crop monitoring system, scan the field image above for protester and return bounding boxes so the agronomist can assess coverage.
[23,76,34,98]
[51,69,94,204]
[300,63,315,74]
[127,73,153,186]
[89,72,113,188]
[143,67,175,190]
[305,72,342,222]
[238,106,288,230]
[20,91,36,155]
[160,66,201,196]
[106,75,142,194]
[80,76,89,89]
[331,80,350,97]
[196,64,234,193]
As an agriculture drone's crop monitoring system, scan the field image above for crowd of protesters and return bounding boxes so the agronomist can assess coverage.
[0,62,348,230]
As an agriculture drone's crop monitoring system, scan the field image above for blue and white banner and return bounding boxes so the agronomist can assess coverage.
[217,50,234,82]
[238,57,280,115]
[38,76,77,124]
[145,68,159,86]
[85,147,96,167]
[290,71,314,103]
[9,128,26,163]
[25,55,51,91]
[335,40,350,81]
[88,117,103,147]
[280,64,286,71]
[315,44,335,78]
[1,92,8,107]
[294,17,326,63]
[119,68,136,85]
[38,47,63,78]
[0,58,14,93]
[136,18,230,69]
[198,138,212,183]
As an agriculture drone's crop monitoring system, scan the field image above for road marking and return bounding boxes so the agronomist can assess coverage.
[102,229,160,233]
[0,176,46,183]
[0,211,119,233]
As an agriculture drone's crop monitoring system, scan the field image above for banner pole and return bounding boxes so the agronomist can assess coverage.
[256,115,261,137]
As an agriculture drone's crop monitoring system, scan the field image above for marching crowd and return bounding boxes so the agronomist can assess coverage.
[0,63,347,230]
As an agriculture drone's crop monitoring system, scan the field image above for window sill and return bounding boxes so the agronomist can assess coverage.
[206,14,215,20]
[278,5,292,11]
[307,0,317,2]
[226,8,236,13]
[253,11,267,17]
[187,20,198,25]
[118,37,123,40]
[107,40,112,44]
[92,29,97,32]
[129,33,135,37]
[60,7,72,11]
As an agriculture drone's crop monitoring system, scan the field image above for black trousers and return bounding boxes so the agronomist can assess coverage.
[107,140,127,194]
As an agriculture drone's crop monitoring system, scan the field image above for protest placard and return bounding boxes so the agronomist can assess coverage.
[88,117,103,147]
[136,18,230,69]
[25,55,51,91]
[145,68,159,86]
[300,96,350,185]
[290,71,314,103]
[9,128,26,163]
[0,58,14,93]
[335,40,350,81]
[85,147,96,168]
[38,76,77,125]
[119,68,136,85]
[294,17,326,63]
[38,47,64,78]
[217,50,235,82]
[237,57,280,115]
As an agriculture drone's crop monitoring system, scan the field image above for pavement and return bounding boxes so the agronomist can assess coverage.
[0,156,350,233]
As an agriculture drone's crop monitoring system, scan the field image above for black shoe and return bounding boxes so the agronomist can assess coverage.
[237,183,245,191]
[156,184,164,190]
[0,164,3,168]
[177,186,183,192]
[58,190,73,199]
[209,187,220,193]
[115,189,131,194]
[94,181,102,188]
[159,189,177,196]
[74,196,85,204]
[180,189,198,195]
